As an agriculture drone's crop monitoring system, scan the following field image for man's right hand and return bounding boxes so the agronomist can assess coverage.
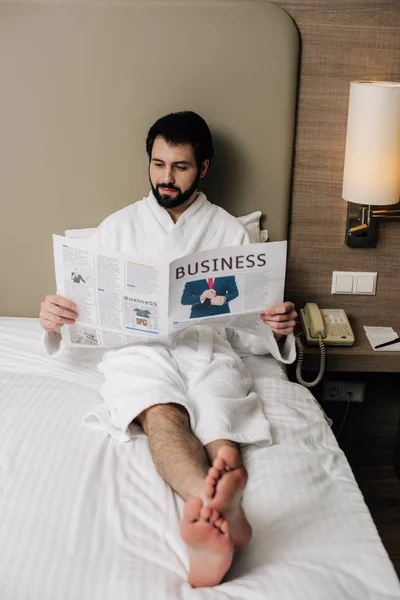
[39,294,79,332]
[200,289,217,304]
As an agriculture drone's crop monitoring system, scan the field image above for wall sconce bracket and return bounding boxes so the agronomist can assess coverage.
[346,203,400,247]
[345,202,377,247]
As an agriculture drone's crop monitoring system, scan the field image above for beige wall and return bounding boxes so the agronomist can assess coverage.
[271,0,400,324]
[0,1,298,317]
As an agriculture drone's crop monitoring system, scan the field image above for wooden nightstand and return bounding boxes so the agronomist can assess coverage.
[296,316,400,373]
[292,316,400,568]
[292,315,400,482]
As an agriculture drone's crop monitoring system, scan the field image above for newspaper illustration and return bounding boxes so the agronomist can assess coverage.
[53,235,287,347]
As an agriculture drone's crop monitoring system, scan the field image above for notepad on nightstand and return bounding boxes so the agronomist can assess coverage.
[364,327,400,351]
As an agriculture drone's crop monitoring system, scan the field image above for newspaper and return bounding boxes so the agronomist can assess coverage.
[53,235,287,347]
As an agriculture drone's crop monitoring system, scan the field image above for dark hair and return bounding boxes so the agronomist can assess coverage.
[146,111,214,168]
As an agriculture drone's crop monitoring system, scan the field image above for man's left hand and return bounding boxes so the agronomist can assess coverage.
[260,301,297,338]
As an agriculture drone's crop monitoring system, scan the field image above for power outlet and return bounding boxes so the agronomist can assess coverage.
[322,381,365,403]
[322,381,345,401]
[344,382,365,403]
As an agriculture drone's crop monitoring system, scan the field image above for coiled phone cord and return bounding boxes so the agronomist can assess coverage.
[295,332,326,388]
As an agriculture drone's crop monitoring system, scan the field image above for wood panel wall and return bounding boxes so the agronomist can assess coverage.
[270,0,400,325]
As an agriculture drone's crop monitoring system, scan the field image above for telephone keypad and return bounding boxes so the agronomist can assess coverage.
[330,325,351,335]
[324,313,351,337]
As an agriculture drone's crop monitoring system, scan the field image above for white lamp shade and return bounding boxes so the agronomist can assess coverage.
[342,81,400,206]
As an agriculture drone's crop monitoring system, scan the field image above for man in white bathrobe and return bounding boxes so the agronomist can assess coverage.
[39,111,297,588]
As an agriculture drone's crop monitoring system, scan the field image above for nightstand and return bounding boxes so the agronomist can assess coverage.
[296,316,400,373]
[292,316,400,572]
[291,315,400,480]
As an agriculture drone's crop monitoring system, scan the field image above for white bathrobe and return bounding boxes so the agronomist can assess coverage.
[45,191,295,444]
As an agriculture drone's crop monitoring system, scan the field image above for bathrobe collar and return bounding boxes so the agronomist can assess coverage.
[147,190,208,234]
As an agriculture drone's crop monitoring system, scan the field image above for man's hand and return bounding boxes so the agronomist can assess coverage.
[260,301,297,338]
[200,289,217,303]
[39,294,79,332]
[210,295,226,306]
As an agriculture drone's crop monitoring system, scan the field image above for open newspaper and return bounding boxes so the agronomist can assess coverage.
[53,235,287,347]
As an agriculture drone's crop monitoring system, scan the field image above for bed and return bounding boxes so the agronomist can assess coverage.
[1,1,400,598]
[1,317,399,599]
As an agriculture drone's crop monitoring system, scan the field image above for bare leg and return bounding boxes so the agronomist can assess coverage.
[137,403,235,587]
[136,403,209,501]
[204,445,252,548]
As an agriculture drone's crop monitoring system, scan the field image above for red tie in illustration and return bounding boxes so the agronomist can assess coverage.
[207,278,214,289]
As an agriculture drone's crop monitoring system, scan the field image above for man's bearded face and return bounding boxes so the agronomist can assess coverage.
[149,137,201,209]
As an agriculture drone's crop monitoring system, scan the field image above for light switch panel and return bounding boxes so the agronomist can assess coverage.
[356,275,375,294]
[332,271,377,295]
[335,274,353,293]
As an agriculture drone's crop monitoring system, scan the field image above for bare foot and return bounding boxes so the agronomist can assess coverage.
[180,497,234,588]
[205,446,252,548]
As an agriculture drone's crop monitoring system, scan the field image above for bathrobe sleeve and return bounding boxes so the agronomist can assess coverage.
[42,329,64,357]
[228,327,296,364]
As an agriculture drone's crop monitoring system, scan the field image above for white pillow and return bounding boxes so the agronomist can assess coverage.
[237,211,268,243]
[64,212,268,243]
[64,228,96,238]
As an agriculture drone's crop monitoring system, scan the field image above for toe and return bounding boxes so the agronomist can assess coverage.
[213,457,226,472]
[215,518,224,530]
[205,481,215,500]
[207,466,220,480]
[200,506,212,521]
[205,473,217,489]
[210,509,219,524]
[217,446,242,470]
[184,497,203,522]
[220,519,230,535]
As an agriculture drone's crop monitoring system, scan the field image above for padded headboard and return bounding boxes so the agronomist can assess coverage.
[0,0,298,317]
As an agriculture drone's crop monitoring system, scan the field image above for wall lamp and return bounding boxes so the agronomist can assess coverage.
[342,81,400,247]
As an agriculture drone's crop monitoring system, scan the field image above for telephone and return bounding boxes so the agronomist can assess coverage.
[296,303,355,388]
[300,304,355,346]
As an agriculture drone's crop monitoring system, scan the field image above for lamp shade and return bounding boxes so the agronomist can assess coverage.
[342,81,400,206]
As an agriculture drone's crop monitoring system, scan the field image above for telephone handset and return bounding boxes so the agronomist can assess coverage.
[296,303,355,388]
[302,303,326,340]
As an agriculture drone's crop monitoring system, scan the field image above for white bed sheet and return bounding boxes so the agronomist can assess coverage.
[0,317,399,600]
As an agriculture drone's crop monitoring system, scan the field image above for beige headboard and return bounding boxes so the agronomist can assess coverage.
[0,0,298,317]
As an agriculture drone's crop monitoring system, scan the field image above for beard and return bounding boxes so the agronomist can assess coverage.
[151,171,200,209]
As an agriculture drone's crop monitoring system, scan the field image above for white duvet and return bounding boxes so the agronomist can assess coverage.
[0,318,399,600]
